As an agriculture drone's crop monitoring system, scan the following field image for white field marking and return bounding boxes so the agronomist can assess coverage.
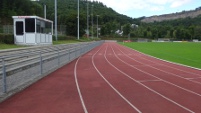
[119,44,201,77]
[138,80,162,83]
[116,45,201,85]
[112,45,201,97]
[105,45,195,113]
[92,44,142,113]
[74,57,88,113]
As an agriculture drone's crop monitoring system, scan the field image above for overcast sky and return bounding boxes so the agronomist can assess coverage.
[92,0,201,18]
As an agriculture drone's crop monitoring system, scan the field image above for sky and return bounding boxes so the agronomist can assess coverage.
[92,0,201,18]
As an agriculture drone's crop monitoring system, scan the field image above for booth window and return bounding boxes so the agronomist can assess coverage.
[16,22,23,35]
[36,19,41,33]
[46,22,52,34]
[25,18,35,33]
[40,21,45,33]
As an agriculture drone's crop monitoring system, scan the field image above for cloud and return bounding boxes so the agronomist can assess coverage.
[91,0,194,17]
[170,0,192,8]
[149,6,165,11]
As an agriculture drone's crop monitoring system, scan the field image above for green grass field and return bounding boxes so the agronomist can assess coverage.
[121,42,201,69]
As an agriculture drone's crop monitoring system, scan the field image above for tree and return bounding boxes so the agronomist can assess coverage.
[194,26,201,40]
[188,25,195,40]
[65,12,86,37]
[123,23,131,36]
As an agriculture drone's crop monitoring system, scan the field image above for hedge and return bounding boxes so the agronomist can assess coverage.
[53,35,76,41]
[0,34,14,44]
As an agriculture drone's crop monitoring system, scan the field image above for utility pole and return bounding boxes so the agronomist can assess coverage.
[77,0,80,40]
[96,15,99,38]
[55,0,58,41]
[91,4,94,39]
[87,0,89,38]
[44,4,46,19]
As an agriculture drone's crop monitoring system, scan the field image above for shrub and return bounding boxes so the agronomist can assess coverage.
[0,34,14,44]
[53,35,76,41]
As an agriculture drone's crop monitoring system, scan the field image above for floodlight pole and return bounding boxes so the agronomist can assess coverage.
[44,4,46,19]
[91,4,94,39]
[87,0,89,38]
[55,0,58,41]
[77,0,80,40]
[96,15,99,38]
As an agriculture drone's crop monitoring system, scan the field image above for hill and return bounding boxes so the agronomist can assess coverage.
[0,0,135,25]
[141,7,201,23]
[0,0,139,37]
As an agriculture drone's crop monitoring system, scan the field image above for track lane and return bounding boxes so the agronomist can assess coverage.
[113,44,201,95]
[119,44,201,82]
[93,43,191,113]
[0,61,84,113]
[75,45,139,113]
[109,43,201,112]
[1,42,201,113]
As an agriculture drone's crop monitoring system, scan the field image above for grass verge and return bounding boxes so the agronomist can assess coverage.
[0,38,94,50]
[0,43,25,50]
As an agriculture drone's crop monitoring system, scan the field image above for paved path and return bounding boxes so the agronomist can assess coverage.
[1,42,201,113]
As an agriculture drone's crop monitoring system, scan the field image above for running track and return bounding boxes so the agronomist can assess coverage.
[0,42,201,113]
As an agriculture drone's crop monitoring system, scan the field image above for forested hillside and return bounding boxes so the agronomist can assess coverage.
[0,0,43,24]
[142,7,201,23]
[131,15,201,40]
[0,0,138,37]
[0,0,201,40]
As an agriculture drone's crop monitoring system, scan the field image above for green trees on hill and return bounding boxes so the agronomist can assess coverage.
[38,0,134,37]
[0,0,201,40]
[132,15,201,40]
[0,0,43,24]
[0,0,135,37]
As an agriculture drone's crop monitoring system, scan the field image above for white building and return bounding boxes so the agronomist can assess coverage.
[12,16,53,45]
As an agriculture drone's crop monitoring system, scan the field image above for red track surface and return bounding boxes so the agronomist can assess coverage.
[1,42,201,113]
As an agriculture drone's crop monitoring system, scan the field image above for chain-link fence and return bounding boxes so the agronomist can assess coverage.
[0,41,104,97]
[0,25,13,34]
[57,25,66,35]
[0,25,66,35]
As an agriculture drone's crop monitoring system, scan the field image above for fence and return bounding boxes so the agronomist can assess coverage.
[0,41,104,96]
[0,25,13,34]
[0,25,66,35]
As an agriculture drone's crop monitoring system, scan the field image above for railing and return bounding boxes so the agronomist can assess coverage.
[0,41,104,95]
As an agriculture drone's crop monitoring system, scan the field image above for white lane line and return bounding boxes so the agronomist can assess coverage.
[117,44,201,85]
[107,44,195,113]
[92,44,142,113]
[114,45,201,96]
[185,77,201,80]
[138,80,161,83]
[142,56,201,77]
[119,45,201,78]
[74,57,88,113]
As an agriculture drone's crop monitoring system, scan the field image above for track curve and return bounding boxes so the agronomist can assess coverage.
[0,42,201,113]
